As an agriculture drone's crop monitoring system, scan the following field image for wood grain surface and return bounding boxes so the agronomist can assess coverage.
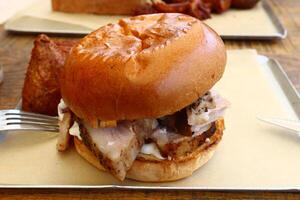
[0,0,299,199]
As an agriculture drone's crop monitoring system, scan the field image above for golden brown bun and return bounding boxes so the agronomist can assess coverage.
[61,13,226,127]
[51,0,151,15]
[74,119,224,182]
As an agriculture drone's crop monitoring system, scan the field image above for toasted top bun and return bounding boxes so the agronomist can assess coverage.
[61,13,226,127]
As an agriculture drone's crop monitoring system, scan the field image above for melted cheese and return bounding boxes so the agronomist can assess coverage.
[140,143,165,160]
[58,99,67,121]
[69,122,82,140]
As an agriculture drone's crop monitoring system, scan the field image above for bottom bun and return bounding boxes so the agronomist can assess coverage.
[74,119,224,182]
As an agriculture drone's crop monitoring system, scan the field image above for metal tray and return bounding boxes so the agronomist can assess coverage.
[258,56,300,118]
[0,53,299,191]
[4,1,287,40]
[221,1,287,40]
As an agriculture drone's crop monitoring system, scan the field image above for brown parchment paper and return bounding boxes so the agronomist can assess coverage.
[0,49,300,189]
[6,0,281,37]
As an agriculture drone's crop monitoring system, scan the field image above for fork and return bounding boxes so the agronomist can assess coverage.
[0,110,59,132]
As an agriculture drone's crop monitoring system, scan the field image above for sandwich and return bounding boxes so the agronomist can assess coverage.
[58,13,229,182]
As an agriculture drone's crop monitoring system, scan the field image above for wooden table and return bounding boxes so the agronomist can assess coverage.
[0,0,300,199]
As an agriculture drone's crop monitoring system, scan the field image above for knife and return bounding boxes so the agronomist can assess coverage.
[257,116,300,137]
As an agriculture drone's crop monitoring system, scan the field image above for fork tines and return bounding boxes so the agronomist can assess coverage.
[0,109,59,132]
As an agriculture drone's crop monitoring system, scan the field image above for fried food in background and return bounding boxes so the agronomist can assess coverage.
[231,0,259,9]
[52,0,260,21]
[51,0,151,15]
[22,34,77,116]
[203,0,232,13]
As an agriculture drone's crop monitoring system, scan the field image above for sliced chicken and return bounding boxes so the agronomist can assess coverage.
[57,91,228,177]
[131,118,158,140]
[56,99,73,151]
[150,123,214,158]
[187,91,230,132]
[148,91,228,158]
[56,111,72,152]
[80,122,145,181]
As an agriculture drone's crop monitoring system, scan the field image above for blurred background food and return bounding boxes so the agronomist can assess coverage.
[231,0,259,9]
[51,0,260,20]
[22,35,78,116]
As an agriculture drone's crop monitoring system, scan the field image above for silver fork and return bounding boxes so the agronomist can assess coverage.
[0,110,59,132]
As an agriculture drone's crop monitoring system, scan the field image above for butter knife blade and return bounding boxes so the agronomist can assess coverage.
[257,116,300,137]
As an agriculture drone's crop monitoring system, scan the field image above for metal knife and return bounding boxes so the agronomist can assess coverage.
[257,116,300,137]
